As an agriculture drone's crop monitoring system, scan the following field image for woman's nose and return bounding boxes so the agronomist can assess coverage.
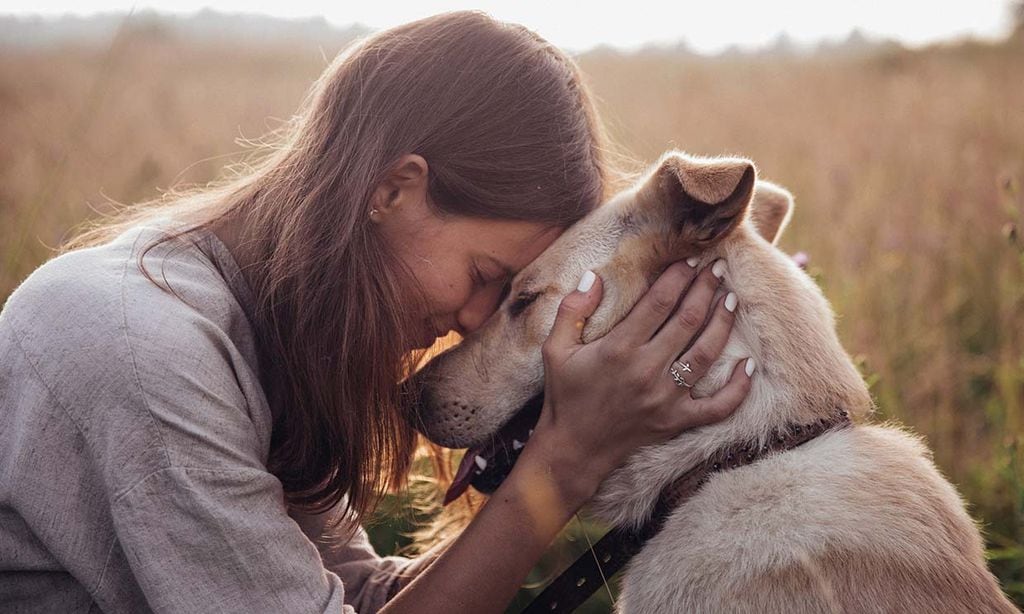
[456,283,506,334]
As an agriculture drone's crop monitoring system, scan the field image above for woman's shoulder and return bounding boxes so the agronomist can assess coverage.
[3,226,133,332]
[1,221,272,478]
[1,220,262,412]
[2,222,251,362]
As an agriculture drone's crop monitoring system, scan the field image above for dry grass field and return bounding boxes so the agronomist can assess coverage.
[2,22,1022,608]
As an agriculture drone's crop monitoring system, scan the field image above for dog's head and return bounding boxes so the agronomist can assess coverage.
[412,151,870,509]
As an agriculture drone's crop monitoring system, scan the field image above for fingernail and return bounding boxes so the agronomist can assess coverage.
[725,292,738,312]
[577,270,596,293]
[745,357,756,376]
[686,256,700,268]
[712,259,727,279]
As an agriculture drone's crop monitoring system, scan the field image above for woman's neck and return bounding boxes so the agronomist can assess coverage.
[208,209,258,286]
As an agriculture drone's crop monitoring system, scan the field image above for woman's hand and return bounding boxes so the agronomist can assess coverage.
[528,259,753,505]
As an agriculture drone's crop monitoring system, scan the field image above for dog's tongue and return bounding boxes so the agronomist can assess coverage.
[443,444,486,505]
[440,395,544,505]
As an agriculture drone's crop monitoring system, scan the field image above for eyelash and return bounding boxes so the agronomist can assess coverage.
[472,264,515,306]
[509,291,540,317]
[471,264,487,287]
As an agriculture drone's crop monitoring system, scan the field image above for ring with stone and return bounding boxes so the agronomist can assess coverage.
[669,361,694,388]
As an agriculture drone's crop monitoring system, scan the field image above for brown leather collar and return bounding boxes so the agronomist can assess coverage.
[521,408,852,614]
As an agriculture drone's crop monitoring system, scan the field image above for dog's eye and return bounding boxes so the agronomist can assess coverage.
[508,291,541,317]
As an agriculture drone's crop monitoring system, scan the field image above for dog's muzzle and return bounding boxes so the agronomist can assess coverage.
[441,393,545,504]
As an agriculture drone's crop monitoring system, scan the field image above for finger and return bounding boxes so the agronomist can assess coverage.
[543,270,603,355]
[658,290,737,384]
[677,358,754,429]
[648,262,728,360]
[605,259,707,346]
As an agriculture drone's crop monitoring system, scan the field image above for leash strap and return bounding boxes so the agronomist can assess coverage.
[521,525,650,614]
[522,409,851,614]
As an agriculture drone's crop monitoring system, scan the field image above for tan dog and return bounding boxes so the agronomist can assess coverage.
[413,152,1018,613]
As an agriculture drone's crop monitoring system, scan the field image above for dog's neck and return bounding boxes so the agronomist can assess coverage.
[704,228,871,421]
[589,224,872,530]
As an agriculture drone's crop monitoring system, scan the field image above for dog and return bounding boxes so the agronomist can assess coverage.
[412,151,1019,613]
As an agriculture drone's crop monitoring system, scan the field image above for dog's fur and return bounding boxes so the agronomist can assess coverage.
[414,152,1018,612]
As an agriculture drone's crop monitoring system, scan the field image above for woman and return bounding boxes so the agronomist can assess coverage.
[0,11,752,613]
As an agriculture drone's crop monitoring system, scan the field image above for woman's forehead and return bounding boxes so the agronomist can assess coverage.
[466,221,564,271]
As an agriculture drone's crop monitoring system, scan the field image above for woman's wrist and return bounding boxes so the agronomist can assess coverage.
[512,417,605,511]
[384,425,591,612]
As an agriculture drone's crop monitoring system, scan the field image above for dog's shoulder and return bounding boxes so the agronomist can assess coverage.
[665,424,979,564]
[619,424,1012,613]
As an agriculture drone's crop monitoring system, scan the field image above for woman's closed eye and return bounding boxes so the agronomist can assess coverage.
[471,262,513,305]
[472,261,507,287]
[508,291,540,317]
[470,263,489,288]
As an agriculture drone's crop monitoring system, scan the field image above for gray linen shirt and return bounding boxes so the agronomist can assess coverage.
[0,222,424,613]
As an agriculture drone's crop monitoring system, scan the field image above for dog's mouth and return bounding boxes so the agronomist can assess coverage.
[443,394,544,505]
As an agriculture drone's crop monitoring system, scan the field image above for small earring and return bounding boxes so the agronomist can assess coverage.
[369,208,381,222]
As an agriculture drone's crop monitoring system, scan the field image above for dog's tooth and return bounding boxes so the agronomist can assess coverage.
[474,455,488,471]
[512,439,525,450]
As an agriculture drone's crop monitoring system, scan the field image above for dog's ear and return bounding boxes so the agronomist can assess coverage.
[645,152,756,250]
[749,180,794,245]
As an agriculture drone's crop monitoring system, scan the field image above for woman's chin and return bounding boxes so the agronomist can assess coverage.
[409,326,441,351]
[410,339,436,351]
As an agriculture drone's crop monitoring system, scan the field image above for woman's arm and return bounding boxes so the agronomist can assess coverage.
[384,263,752,613]
[381,434,599,613]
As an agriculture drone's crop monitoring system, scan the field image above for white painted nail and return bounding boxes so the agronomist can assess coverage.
[725,292,738,312]
[474,455,488,471]
[577,270,596,293]
[745,357,756,376]
[686,256,700,268]
[712,259,727,279]
[512,439,525,450]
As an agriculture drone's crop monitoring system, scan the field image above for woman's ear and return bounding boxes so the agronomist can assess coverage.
[371,154,430,222]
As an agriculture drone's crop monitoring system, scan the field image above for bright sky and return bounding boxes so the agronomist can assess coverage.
[4,0,1016,53]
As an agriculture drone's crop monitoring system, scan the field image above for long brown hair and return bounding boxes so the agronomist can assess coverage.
[67,11,614,521]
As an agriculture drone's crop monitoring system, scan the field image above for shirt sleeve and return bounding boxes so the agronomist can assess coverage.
[111,468,435,614]
[112,466,355,614]
[289,506,437,613]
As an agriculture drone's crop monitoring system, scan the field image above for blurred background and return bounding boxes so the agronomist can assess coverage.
[2,1,1022,610]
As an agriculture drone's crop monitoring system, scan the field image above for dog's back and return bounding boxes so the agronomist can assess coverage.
[620,425,1017,613]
